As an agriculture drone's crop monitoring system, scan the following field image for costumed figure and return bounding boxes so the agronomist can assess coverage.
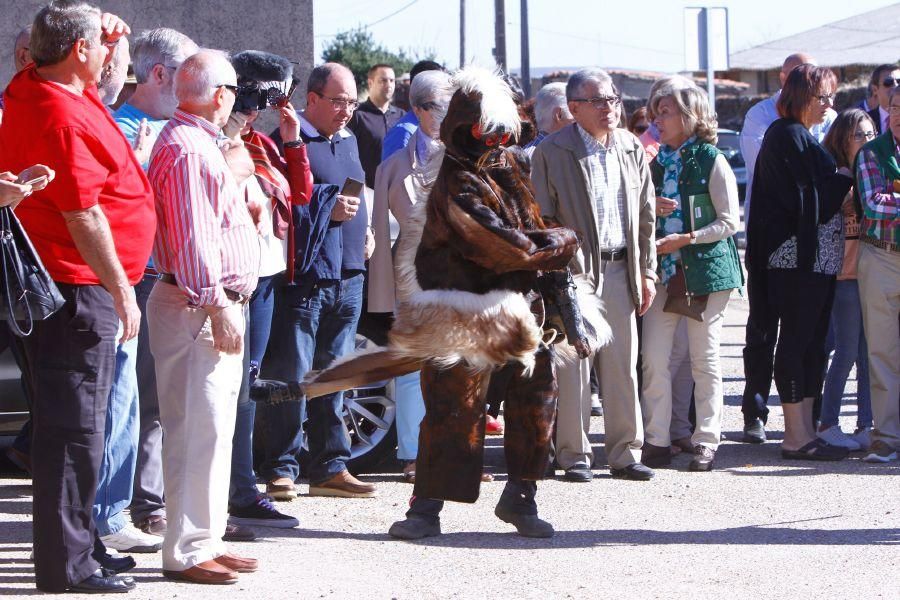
[259,66,611,539]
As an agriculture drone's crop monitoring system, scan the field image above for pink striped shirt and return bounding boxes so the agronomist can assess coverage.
[148,109,260,307]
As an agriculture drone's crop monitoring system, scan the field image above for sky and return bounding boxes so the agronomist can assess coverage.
[313,0,898,74]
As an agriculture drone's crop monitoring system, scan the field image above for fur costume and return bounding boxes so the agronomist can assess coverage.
[302,66,610,510]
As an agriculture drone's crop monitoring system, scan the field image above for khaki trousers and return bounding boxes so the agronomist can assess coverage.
[857,243,900,449]
[641,287,731,450]
[555,261,643,470]
[669,320,695,441]
[147,282,244,571]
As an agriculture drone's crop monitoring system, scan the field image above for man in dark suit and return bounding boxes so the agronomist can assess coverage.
[867,64,900,134]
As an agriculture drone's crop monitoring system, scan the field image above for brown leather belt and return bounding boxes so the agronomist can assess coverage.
[156,273,250,304]
[600,248,627,261]
[861,235,899,254]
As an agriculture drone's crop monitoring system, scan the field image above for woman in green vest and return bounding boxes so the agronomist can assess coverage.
[640,82,743,472]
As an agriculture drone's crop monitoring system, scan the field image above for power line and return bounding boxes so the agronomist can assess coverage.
[316,0,422,37]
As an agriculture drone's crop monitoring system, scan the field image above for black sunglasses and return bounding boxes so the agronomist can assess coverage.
[883,77,898,88]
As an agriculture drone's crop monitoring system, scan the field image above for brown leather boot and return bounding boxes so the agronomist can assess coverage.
[162,559,238,584]
[641,443,672,468]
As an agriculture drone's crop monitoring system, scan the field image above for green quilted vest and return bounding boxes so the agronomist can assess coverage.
[650,140,744,296]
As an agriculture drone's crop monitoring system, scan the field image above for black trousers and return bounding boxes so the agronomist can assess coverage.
[21,284,118,592]
[741,267,780,423]
[769,270,836,404]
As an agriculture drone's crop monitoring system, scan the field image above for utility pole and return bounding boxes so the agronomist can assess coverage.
[493,0,507,71]
[520,0,531,96]
[700,7,716,114]
[459,0,466,69]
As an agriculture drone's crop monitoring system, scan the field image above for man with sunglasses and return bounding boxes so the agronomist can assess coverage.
[260,62,378,501]
[866,63,900,135]
[532,68,658,484]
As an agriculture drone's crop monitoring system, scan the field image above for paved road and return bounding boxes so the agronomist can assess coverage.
[0,296,897,599]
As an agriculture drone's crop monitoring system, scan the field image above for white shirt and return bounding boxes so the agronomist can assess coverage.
[577,125,626,251]
[878,106,890,134]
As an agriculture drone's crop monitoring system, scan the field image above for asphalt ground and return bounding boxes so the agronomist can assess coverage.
[0,295,897,599]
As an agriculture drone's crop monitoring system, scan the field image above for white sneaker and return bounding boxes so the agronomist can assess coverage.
[816,425,861,450]
[850,427,873,451]
[100,524,162,553]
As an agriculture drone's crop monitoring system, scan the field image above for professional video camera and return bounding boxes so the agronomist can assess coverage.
[231,50,299,114]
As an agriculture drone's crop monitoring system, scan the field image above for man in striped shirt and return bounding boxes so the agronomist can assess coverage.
[147,50,260,585]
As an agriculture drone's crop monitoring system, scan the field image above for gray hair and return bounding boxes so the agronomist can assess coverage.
[534,82,570,132]
[174,49,235,105]
[30,0,101,68]
[409,70,454,109]
[648,80,718,144]
[565,68,617,101]
[132,28,198,84]
[646,75,695,119]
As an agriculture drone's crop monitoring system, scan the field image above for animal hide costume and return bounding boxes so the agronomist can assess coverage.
[298,66,610,538]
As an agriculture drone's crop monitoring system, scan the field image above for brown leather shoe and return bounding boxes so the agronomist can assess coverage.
[138,515,167,537]
[162,560,238,585]
[213,552,258,573]
[266,477,298,501]
[222,523,257,542]
[309,470,377,498]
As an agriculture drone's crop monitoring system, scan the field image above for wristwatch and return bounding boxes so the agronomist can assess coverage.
[688,231,698,245]
[284,139,305,148]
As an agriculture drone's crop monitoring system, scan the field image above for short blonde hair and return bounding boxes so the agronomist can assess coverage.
[649,82,718,145]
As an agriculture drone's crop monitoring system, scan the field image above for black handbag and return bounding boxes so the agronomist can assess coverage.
[0,206,65,336]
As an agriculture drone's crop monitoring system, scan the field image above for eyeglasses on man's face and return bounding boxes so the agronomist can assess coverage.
[214,84,239,94]
[888,103,900,114]
[852,129,876,142]
[571,95,621,109]
[312,91,359,112]
[883,77,899,88]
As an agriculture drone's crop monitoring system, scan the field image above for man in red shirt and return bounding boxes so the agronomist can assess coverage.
[0,1,154,594]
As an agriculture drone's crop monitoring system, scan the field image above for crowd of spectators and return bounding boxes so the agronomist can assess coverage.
[0,0,896,594]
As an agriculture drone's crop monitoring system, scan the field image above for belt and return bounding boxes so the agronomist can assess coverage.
[156,273,250,305]
[600,248,627,261]
[861,235,899,254]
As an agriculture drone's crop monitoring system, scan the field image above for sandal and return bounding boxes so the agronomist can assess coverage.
[402,461,416,483]
[781,439,849,461]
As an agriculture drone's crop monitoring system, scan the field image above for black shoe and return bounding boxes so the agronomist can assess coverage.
[222,523,257,542]
[590,405,603,417]
[610,463,655,481]
[388,516,441,540]
[743,418,766,444]
[100,568,134,585]
[494,506,554,538]
[562,464,593,482]
[640,442,672,468]
[688,445,716,472]
[96,553,136,575]
[69,569,135,594]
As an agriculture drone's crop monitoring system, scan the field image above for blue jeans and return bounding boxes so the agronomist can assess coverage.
[395,371,425,461]
[230,274,278,508]
[93,334,139,536]
[821,279,873,428]
[260,273,363,484]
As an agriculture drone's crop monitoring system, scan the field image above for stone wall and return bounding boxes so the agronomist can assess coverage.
[0,0,314,129]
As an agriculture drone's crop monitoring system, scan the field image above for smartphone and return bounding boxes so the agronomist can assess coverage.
[20,176,48,187]
[340,177,364,198]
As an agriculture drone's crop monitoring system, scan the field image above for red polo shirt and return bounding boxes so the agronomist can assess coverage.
[0,65,155,285]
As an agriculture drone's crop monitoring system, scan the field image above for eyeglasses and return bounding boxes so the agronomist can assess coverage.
[883,77,898,88]
[418,100,446,112]
[888,104,900,114]
[312,91,359,111]
[852,130,876,142]
[570,95,621,109]
[214,84,239,94]
[816,94,835,106]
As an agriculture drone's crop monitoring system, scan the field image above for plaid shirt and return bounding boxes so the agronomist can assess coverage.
[578,125,626,251]
[855,145,900,247]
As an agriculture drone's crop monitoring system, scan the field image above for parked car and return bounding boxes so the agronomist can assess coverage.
[716,128,747,203]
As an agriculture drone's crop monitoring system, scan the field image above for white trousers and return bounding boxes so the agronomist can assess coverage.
[641,286,731,450]
[857,243,900,449]
[147,282,244,571]
[555,261,643,470]
[669,320,696,442]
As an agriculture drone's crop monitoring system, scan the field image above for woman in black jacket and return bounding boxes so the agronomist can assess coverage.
[746,64,854,461]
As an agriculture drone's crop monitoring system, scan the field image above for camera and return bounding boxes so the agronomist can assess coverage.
[233,79,298,114]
